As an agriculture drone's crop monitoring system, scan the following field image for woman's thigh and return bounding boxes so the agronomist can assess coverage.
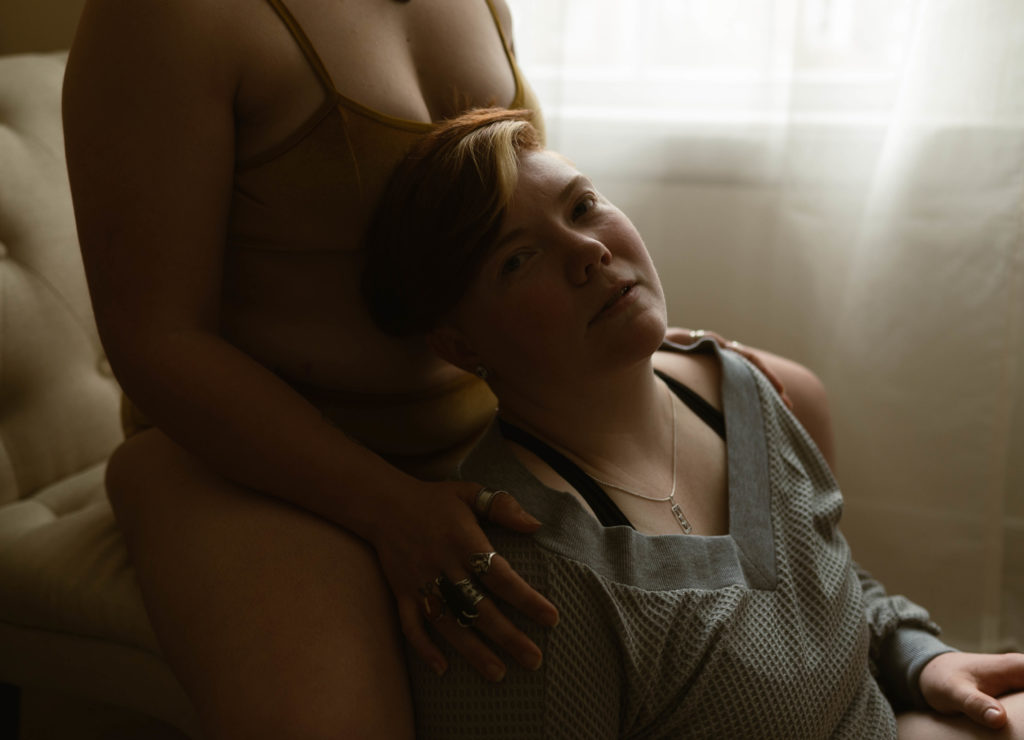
[898,692,1024,740]
[107,428,415,740]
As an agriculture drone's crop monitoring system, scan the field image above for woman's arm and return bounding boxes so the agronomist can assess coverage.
[64,0,555,679]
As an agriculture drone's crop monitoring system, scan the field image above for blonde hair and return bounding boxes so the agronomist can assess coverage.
[362,108,542,335]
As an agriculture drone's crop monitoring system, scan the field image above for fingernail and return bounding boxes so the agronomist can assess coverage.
[521,512,542,528]
[543,610,559,627]
[984,707,1001,724]
[486,663,506,682]
[523,649,543,671]
[431,660,447,677]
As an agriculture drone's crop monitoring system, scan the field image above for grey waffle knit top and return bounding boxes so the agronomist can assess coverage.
[408,340,953,739]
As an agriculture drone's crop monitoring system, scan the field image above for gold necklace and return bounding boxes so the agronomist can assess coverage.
[572,382,693,534]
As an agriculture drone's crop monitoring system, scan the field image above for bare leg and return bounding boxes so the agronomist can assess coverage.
[899,693,1024,740]
[106,429,415,740]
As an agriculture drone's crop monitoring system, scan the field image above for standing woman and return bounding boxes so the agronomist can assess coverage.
[62,1,561,736]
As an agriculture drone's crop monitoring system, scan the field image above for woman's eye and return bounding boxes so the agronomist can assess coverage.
[500,252,527,275]
[572,194,597,221]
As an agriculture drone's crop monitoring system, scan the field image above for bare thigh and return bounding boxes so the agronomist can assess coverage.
[106,429,414,740]
[898,693,1024,740]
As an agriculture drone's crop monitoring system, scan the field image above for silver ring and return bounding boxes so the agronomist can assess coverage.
[469,551,497,577]
[473,487,506,518]
[727,340,744,350]
[454,578,486,607]
[689,329,707,340]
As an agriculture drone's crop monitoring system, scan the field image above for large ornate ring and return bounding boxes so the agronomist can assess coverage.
[473,487,506,518]
[435,576,484,628]
[454,577,486,608]
[469,551,497,577]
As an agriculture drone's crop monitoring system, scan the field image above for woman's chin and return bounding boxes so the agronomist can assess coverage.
[599,311,668,366]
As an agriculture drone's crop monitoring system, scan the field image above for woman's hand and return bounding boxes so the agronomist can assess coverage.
[919,651,1024,730]
[367,479,559,681]
[665,327,793,410]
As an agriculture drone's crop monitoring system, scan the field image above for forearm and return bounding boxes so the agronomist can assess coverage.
[111,328,414,539]
[854,560,954,709]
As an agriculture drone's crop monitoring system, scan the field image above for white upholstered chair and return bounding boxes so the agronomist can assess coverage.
[0,51,199,740]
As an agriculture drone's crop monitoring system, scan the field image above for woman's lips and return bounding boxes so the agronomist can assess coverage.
[590,282,637,324]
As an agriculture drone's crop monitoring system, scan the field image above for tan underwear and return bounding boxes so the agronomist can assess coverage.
[120,372,497,481]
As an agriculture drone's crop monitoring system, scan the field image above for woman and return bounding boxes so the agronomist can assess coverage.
[61,0,812,735]
[63,1,561,737]
[362,108,1024,738]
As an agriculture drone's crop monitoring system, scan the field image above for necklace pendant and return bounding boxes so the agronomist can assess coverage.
[670,503,693,534]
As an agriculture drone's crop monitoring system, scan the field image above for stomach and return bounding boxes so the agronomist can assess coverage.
[220,248,463,394]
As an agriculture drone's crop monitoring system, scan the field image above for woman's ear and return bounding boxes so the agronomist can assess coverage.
[427,325,480,373]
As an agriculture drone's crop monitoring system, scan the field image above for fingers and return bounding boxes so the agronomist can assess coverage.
[430,592,543,680]
[666,326,794,410]
[394,481,558,682]
[413,568,547,682]
[965,652,1024,729]
[922,651,1024,730]
[458,486,542,533]
[721,340,793,409]
[477,553,558,628]
[408,551,558,681]
[960,690,1008,729]
[399,599,449,678]
[663,326,699,345]
[486,489,543,532]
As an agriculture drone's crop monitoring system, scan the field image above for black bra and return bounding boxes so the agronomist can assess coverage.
[498,370,725,529]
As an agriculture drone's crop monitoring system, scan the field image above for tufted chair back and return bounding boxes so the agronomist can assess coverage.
[0,51,122,505]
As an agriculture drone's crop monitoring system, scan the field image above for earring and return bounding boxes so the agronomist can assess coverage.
[474,365,489,380]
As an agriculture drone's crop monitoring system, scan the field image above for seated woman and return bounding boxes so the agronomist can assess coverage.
[362,108,1024,739]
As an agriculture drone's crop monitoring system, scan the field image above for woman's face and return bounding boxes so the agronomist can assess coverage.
[443,149,668,390]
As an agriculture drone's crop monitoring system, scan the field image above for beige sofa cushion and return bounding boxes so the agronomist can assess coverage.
[0,51,122,505]
[0,51,199,735]
[0,459,197,734]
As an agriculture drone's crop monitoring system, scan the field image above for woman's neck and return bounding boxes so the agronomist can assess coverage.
[494,358,673,485]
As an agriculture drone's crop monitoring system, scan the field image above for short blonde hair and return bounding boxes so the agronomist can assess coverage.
[362,108,542,335]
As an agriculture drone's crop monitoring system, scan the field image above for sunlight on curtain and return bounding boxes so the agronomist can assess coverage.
[507,0,1024,653]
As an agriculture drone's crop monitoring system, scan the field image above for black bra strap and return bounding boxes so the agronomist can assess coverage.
[498,419,633,528]
[498,373,726,529]
[655,370,726,441]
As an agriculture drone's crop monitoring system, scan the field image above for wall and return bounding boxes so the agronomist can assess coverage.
[0,0,84,54]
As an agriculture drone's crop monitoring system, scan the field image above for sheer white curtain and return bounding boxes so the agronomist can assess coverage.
[507,0,1024,653]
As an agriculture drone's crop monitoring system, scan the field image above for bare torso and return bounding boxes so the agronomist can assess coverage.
[225,0,522,393]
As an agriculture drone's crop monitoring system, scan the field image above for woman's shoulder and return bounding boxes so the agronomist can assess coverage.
[652,347,723,411]
[653,343,836,470]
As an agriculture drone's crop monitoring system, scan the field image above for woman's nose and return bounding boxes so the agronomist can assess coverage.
[564,234,612,285]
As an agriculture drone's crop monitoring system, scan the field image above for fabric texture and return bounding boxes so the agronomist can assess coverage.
[408,340,952,739]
